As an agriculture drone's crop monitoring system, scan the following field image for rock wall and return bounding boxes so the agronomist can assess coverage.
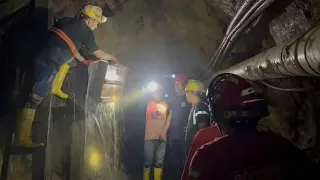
[258,78,319,150]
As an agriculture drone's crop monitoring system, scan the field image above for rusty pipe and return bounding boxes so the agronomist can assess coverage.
[204,24,320,84]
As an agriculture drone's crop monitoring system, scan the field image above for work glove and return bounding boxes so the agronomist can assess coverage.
[107,56,117,66]
[111,55,117,62]
[82,60,94,66]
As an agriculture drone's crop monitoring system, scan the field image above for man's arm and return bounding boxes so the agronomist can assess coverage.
[74,52,86,62]
[198,123,209,130]
[164,110,172,131]
[195,103,210,130]
[93,49,115,60]
[187,151,203,180]
[83,31,116,61]
[160,109,172,139]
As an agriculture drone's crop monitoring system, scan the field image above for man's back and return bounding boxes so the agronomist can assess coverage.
[181,124,221,180]
[37,18,98,70]
[189,131,315,180]
[50,18,93,50]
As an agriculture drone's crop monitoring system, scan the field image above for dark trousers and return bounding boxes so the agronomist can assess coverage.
[33,64,57,97]
[23,64,57,109]
[166,139,185,180]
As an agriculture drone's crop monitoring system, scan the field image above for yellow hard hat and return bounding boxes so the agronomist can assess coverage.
[82,5,107,23]
[185,79,205,92]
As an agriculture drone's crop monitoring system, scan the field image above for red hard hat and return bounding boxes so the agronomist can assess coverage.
[175,74,187,84]
[206,73,269,122]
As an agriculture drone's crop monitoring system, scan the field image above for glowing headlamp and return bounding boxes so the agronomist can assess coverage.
[143,81,160,93]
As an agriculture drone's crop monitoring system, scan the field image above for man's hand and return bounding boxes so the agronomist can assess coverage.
[160,129,167,140]
[111,55,117,62]
[93,49,118,63]
[82,60,94,66]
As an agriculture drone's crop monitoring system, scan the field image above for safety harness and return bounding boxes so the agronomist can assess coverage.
[50,27,79,56]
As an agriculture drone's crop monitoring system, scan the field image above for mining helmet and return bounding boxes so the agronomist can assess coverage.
[82,5,107,23]
[206,73,269,123]
[185,79,205,92]
[175,74,187,84]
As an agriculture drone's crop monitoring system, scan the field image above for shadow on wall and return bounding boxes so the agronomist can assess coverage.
[123,99,147,179]
[0,6,49,124]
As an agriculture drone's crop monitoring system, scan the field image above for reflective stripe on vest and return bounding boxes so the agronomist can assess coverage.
[50,27,79,56]
[193,102,210,125]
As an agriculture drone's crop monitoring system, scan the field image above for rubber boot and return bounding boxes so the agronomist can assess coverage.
[52,64,70,99]
[143,167,150,180]
[154,168,163,180]
[13,108,44,148]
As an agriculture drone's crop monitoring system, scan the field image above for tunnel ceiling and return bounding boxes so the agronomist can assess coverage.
[3,0,320,78]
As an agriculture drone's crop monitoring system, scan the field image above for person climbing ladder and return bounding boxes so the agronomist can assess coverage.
[14,5,117,148]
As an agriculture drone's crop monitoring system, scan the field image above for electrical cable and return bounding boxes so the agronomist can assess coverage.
[211,0,274,69]
[203,0,278,82]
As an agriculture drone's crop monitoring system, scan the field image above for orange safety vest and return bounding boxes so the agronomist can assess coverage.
[145,100,169,141]
[50,27,79,56]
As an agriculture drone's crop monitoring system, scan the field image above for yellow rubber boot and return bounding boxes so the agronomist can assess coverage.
[13,108,44,148]
[154,168,163,180]
[143,167,150,180]
[52,64,70,99]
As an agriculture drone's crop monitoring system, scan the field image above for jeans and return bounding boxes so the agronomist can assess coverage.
[23,64,57,109]
[144,140,166,168]
[32,64,57,97]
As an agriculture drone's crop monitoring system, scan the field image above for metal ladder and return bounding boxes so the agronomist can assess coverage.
[0,68,46,180]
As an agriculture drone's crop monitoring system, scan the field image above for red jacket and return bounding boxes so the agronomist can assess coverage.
[181,124,222,180]
[187,131,315,180]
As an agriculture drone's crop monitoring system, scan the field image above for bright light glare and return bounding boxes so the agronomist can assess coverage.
[157,104,166,112]
[89,147,101,169]
[165,94,168,98]
[105,66,119,81]
[172,74,176,78]
[146,81,159,92]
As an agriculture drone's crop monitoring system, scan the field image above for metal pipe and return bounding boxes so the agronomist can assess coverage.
[260,81,314,92]
[204,24,320,84]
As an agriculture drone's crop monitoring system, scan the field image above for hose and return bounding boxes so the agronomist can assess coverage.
[217,0,276,66]
[208,0,264,69]
[208,0,277,71]
[209,0,268,69]
[226,0,256,35]
[261,80,315,92]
